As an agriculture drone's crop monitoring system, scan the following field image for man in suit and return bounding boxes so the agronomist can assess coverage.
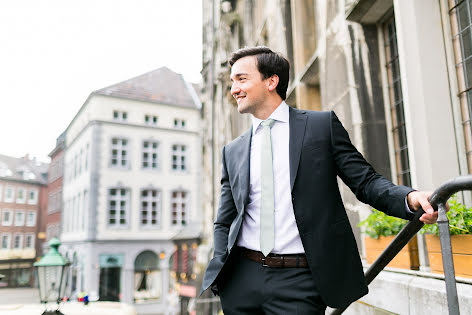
[201,46,438,314]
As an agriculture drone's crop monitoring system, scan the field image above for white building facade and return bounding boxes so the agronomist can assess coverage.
[61,67,202,314]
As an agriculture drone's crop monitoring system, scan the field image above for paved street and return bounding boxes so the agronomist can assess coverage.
[0,288,39,305]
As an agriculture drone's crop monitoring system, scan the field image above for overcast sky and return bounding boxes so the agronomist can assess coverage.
[0,0,202,162]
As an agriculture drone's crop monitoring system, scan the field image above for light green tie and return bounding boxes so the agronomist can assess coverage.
[260,118,275,256]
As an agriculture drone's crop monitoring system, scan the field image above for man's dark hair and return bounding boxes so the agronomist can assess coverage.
[229,46,290,100]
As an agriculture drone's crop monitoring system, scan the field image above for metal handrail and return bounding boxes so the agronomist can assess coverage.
[331,175,472,315]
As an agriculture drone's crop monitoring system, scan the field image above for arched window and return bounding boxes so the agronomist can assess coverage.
[134,251,161,303]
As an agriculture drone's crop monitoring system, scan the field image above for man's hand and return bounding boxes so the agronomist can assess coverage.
[407,191,440,224]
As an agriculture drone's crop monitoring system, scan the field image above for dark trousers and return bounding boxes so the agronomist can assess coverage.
[218,253,327,315]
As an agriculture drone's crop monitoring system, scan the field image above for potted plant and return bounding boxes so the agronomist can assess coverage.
[358,209,419,270]
[421,197,472,278]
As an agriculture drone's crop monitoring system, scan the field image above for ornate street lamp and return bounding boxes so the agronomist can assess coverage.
[34,238,70,315]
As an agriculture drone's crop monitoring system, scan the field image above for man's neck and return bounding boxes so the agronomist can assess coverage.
[253,98,283,120]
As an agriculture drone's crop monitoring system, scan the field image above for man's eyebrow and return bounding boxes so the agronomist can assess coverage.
[230,72,248,82]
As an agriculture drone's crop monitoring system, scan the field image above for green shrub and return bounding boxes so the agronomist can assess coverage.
[358,209,408,239]
[420,197,472,236]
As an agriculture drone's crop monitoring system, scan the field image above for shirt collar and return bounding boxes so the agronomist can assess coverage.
[251,101,289,135]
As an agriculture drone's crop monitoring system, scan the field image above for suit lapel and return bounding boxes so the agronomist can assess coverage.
[237,127,252,208]
[289,107,307,191]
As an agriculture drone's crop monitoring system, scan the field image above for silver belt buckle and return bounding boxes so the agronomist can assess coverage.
[261,257,269,267]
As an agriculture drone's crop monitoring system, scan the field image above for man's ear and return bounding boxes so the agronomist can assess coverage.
[266,75,279,92]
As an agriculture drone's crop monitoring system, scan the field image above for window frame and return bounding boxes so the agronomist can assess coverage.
[107,187,130,228]
[2,209,13,226]
[113,110,128,122]
[1,233,11,249]
[144,114,159,126]
[170,190,189,227]
[25,233,35,249]
[14,210,25,227]
[142,140,160,170]
[171,144,188,172]
[140,188,162,228]
[110,137,130,169]
[13,233,23,250]
[26,211,36,227]
[4,186,14,203]
[28,189,38,205]
[379,14,412,187]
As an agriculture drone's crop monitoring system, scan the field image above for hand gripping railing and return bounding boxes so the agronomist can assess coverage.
[331,175,472,315]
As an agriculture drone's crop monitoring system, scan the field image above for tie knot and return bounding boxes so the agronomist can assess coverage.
[261,119,275,129]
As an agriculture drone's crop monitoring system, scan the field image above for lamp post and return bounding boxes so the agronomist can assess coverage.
[34,238,70,315]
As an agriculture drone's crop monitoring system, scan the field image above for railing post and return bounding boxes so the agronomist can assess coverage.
[437,201,460,315]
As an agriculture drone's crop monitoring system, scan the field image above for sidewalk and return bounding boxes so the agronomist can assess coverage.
[0,288,39,304]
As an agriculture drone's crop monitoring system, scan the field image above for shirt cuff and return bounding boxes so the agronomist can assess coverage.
[405,197,415,214]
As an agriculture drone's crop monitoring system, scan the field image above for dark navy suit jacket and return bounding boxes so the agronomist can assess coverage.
[201,107,413,308]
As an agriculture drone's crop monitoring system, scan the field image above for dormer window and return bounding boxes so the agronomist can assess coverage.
[0,162,12,177]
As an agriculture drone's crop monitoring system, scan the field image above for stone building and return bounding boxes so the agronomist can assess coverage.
[200,0,472,313]
[0,154,48,287]
[60,67,202,315]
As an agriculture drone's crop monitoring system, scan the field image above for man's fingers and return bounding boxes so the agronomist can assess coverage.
[418,194,434,214]
[420,211,438,224]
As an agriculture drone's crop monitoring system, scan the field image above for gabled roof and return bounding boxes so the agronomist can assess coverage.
[0,154,49,185]
[93,67,200,109]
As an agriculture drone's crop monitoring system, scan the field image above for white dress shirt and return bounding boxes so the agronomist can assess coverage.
[237,101,305,254]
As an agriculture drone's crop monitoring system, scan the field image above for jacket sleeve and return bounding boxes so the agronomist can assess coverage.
[330,111,414,220]
[213,145,238,257]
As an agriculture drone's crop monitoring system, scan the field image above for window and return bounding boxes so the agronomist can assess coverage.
[113,110,128,121]
[111,138,129,168]
[383,17,411,186]
[48,190,62,214]
[142,141,159,170]
[76,192,81,232]
[16,188,25,203]
[1,234,11,249]
[74,154,78,178]
[108,188,129,227]
[15,211,25,226]
[172,145,187,171]
[85,143,89,171]
[82,190,88,231]
[4,186,14,202]
[145,115,158,125]
[28,189,38,205]
[26,211,36,227]
[48,192,54,213]
[25,234,34,249]
[2,209,12,226]
[46,223,60,241]
[140,189,161,227]
[174,118,186,128]
[450,0,472,171]
[0,184,3,201]
[13,234,23,249]
[79,149,83,175]
[171,191,188,226]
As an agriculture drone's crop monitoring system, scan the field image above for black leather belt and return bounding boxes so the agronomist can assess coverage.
[237,247,309,268]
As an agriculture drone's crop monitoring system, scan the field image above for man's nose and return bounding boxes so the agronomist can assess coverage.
[231,83,240,96]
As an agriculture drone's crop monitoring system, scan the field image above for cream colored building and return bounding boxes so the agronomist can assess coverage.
[61,67,202,315]
[200,0,472,313]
